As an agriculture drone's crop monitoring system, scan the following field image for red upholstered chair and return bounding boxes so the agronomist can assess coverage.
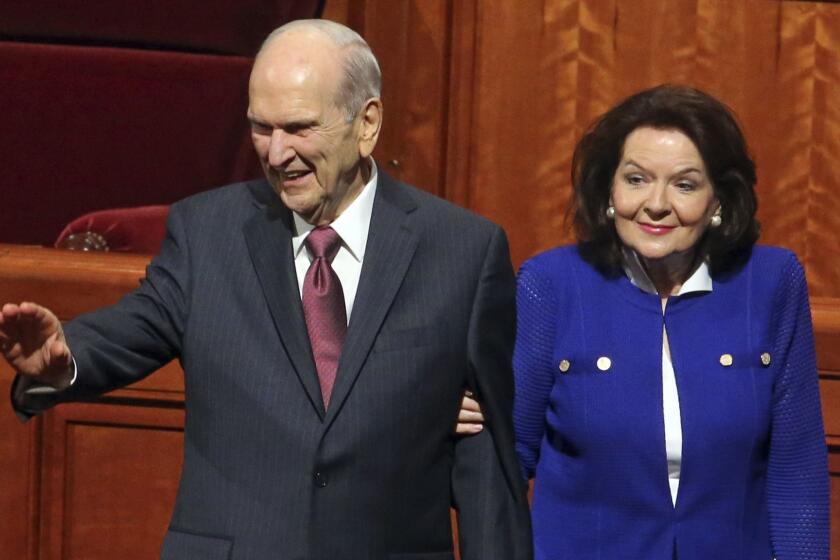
[55,205,170,254]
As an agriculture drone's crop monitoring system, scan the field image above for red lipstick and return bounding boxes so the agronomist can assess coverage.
[638,223,676,236]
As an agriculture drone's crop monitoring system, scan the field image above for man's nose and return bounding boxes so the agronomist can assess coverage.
[643,182,671,218]
[267,129,295,168]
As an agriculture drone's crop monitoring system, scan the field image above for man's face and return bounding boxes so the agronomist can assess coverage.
[248,32,368,225]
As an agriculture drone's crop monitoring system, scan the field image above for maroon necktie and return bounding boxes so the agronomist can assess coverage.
[302,227,347,409]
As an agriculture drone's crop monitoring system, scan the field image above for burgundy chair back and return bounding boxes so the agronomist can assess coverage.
[55,205,170,254]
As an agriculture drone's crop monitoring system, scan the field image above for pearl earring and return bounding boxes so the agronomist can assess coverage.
[710,214,722,228]
[606,206,616,220]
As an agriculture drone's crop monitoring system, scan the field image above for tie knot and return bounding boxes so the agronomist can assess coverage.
[305,227,342,263]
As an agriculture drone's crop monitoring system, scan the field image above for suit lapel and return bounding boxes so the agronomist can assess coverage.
[324,174,419,427]
[243,197,325,419]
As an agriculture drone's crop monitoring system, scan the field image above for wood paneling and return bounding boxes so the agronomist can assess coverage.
[0,245,184,559]
[831,450,840,560]
[0,245,149,320]
[0,361,39,560]
[38,402,183,560]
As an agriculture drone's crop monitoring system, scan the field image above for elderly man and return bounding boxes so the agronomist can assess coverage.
[0,19,531,560]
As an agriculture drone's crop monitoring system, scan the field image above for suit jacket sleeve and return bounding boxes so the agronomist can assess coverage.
[12,203,190,415]
[766,253,829,559]
[451,226,533,560]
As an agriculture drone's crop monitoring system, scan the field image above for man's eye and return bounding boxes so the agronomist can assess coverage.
[285,125,311,136]
[251,123,272,134]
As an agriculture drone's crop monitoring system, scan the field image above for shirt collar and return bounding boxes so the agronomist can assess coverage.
[622,246,713,296]
[292,159,378,262]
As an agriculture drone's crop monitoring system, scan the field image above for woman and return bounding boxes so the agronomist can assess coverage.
[459,85,828,559]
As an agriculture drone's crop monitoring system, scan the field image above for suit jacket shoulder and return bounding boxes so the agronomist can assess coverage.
[377,174,503,241]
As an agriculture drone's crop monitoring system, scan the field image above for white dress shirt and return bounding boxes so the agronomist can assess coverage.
[623,249,713,506]
[291,161,377,322]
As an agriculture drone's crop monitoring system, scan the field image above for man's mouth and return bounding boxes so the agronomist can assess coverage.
[283,169,311,180]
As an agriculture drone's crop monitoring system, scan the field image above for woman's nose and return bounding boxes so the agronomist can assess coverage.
[643,183,671,218]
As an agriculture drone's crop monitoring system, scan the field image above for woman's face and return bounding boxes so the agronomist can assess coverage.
[610,126,720,268]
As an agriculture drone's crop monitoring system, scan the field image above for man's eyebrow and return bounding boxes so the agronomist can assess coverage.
[247,114,270,126]
[282,119,318,129]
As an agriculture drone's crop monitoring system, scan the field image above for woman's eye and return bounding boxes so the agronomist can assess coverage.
[625,174,645,185]
[676,181,696,191]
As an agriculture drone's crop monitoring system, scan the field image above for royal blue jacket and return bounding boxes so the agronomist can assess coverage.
[514,245,828,560]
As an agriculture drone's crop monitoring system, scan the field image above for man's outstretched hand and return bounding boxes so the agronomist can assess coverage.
[0,302,73,388]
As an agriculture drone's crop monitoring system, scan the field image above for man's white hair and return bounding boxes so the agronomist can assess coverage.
[259,19,382,122]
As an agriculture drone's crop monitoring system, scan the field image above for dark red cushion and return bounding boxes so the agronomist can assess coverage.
[55,205,170,254]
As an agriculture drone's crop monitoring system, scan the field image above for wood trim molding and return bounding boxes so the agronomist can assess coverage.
[814,297,840,375]
[0,244,149,321]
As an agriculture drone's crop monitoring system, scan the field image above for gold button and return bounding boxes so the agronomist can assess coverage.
[558,359,570,373]
[760,352,771,366]
[719,354,733,367]
[596,357,611,372]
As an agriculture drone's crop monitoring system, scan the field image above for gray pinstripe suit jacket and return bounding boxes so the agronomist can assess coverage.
[18,173,532,559]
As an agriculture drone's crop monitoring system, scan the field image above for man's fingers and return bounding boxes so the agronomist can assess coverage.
[458,408,485,422]
[460,394,482,412]
[0,302,68,381]
[455,422,483,435]
[455,391,486,435]
[48,339,72,368]
[0,303,22,342]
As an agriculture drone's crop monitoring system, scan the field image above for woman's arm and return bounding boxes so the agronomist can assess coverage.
[512,259,560,480]
[766,253,829,559]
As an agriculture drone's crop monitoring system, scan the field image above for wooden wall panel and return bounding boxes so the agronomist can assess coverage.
[830,451,840,560]
[0,245,185,559]
[808,5,840,296]
[38,402,184,560]
[0,362,39,560]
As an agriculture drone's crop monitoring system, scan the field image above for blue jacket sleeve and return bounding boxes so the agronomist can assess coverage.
[513,258,559,480]
[766,253,829,559]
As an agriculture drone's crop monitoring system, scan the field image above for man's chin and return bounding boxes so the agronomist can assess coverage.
[277,191,323,223]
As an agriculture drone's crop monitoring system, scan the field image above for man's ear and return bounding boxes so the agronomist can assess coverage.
[357,98,383,158]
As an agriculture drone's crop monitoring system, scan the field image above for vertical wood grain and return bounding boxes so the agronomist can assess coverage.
[808,5,840,296]
[0,363,40,560]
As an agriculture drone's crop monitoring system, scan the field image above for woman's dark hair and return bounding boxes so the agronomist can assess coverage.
[572,84,760,276]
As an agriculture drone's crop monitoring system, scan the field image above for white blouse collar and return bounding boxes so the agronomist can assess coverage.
[621,247,713,296]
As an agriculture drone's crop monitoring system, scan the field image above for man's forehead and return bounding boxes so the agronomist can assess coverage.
[252,36,342,89]
[257,28,341,69]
